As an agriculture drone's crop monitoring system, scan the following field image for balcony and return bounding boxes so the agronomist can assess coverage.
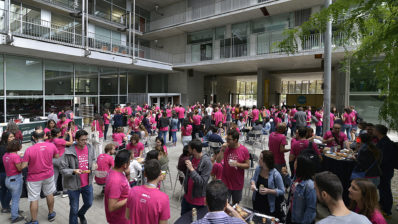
[172,31,349,65]
[148,0,278,32]
[2,9,172,64]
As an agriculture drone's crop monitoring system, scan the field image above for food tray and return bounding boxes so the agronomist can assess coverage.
[232,204,254,221]
[250,212,280,224]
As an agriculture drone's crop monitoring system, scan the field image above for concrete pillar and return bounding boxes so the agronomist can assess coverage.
[257,69,282,107]
[331,62,350,112]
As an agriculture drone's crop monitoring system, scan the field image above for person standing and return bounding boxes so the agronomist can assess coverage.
[21,130,59,224]
[126,159,170,224]
[342,108,353,141]
[315,108,323,136]
[221,129,250,205]
[104,150,131,224]
[0,132,13,213]
[290,105,297,137]
[252,106,260,124]
[177,105,185,131]
[103,109,111,141]
[60,130,96,224]
[3,140,24,223]
[95,143,115,189]
[92,114,105,159]
[268,124,289,171]
[374,125,397,217]
[181,139,212,215]
[293,107,307,129]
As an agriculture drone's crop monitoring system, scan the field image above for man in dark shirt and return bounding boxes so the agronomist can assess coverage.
[374,124,397,216]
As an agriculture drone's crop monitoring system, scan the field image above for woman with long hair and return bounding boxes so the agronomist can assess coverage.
[44,119,56,140]
[181,119,192,146]
[92,114,105,158]
[0,132,15,213]
[349,178,387,224]
[6,121,22,142]
[103,109,111,141]
[342,107,353,141]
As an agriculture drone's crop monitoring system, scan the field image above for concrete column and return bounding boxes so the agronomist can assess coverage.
[332,62,350,112]
[257,69,282,107]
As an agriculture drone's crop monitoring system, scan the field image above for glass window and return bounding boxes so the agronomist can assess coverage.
[75,64,98,95]
[316,80,323,94]
[302,81,309,94]
[128,73,146,93]
[0,98,4,122]
[215,26,225,40]
[6,55,42,96]
[187,29,213,44]
[45,60,73,95]
[309,80,317,94]
[349,95,384,124]
[282,81,288,94]
[7,98,43,120]
[120,72,127,95]
[51,13,76,44]
[288,81,294,94]
[0,55,3,92]
[295,81,302,94]
[232,22,248,37]
[148,74,167,93]
[100,96,118,112]
[112,0,126,8]
[112,5,125,24]
[120,96,127,105]
[350,62,380,92]
[95,0,111,20]
[100,67,118,95]
[45,96,73,115]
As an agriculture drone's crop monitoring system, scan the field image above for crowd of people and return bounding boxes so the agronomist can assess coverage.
[0,102,396,224]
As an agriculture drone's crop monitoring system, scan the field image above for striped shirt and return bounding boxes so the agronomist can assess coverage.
[192,211,246,224]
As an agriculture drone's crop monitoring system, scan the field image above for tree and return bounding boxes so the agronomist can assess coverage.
[279,0,398,130]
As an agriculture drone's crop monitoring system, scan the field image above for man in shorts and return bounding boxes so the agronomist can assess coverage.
[21,130,59,224]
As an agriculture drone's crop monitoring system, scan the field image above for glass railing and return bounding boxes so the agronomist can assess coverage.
[40,0,81,10]
[148,0,277,31]
[3,9,172,64]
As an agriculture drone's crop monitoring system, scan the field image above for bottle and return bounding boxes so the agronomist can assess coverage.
[192,208,197,222]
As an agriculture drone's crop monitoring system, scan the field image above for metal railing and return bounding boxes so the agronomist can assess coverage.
[40,0,81,10]
[149,0,277,31]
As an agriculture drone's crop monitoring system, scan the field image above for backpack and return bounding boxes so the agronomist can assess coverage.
[394,142,398,170]
[300,141,322,172]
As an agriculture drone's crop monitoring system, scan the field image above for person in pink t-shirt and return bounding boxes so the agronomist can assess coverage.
[268,123,289,171]
[95,143,115,186]
[323,123,350,150]
[105,150,130,224]
[289,127,319,174]
[56,114,71,137]
[92,114,105,158]
[112,127,127,149]
[21,130,59,223]
[315,108,324,137]
[3,140,24,222]
[126,159,170,224]
[181,119,193,146]
[348,178,387,224]
[126,134,144,158]
[221,129,250,205]
[252,106,260,123]
[342,107,354,141]
[44,119,56,140]
[214,108,223,127]
[103,109,111,141]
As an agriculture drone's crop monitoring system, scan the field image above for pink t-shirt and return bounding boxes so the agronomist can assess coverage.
[323,131,348,148]
[105,169,130,224]
[127,186,170,224]
[222,144,250,190]
[3,153,22,177]
[184,157,205,206]
[178,107,185,119]
[92,121,104,138]
[136,106,142,112]
[182,125,192,136]
[124,107,132,116]
[268,132,287,165]
[52,138,67,157]
[75,145,89,188]
[163,145,168,155]
[350,111,357,125]
[343,112,353,125]
[291,139,320,158]
[126,142,144,158]
[315,111,323,127]
[44,128,52,138]
[211,162,223,180]
[290,109,297,122]
[214,111,223,126]
[330,113,335,129]
[57,119,72,136]
[252,109,260,121]
[22,142,58,182]
[103,114,110,125]
[192,115,202,125]
[112,133,126,146]
[95,153,114,185]
[166,109,172,118]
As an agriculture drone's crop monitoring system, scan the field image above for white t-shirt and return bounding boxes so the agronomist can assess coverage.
[316,212,371,224]
[206,107,213,115]
[129,160,142,180]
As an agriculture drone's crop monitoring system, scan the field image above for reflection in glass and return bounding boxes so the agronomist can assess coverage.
[75,64,98,95]
[100,96,118,112]
[128,73,146,93]
[45,98,73,114]
[120,72,127,94]
[45,60,73,95]
[100,67,118,95]
[7,98,43,120]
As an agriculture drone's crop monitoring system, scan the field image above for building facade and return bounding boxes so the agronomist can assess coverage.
[0,0,383,123]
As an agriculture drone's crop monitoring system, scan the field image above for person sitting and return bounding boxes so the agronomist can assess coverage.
[323,123,350,150]
[250,150,284,218]
[262,117,271,135]
[128,149,143,187]
[112,127,127,150]
[348,178,387,224]
[315,171,371,224]
[192,180,246,224]
[126,134,144,158]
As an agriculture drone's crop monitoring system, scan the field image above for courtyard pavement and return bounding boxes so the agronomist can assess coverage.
[0,128,397,224]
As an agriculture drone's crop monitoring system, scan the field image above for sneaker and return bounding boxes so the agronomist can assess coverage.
[11,216,24,223]
[78,215,87,224]
[25,220,38,224]
[53,191,61,197]
[1,208,11,213]
[18,210,24,215]
[48,211,56,222]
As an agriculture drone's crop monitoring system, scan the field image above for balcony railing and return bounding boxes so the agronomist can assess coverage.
[2,9,172,64]
[149,0,277,31]
[39,0,81,11]
[172,31,348,64]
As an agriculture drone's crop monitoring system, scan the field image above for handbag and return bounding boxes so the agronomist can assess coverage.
[91,120,100,144]
[350,160,377,180]
[272,171,287,222]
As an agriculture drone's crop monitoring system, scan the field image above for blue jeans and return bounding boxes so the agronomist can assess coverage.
[0,172,11,210]
[68,185,93,224]
[158,130,167,142]
[316,126,323,137]
[5,174,23,220]
[104,124,109,140]
[290,122,296,137]
[171,131,177,144]
[180,197,206,216]
[344,124,352,140]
